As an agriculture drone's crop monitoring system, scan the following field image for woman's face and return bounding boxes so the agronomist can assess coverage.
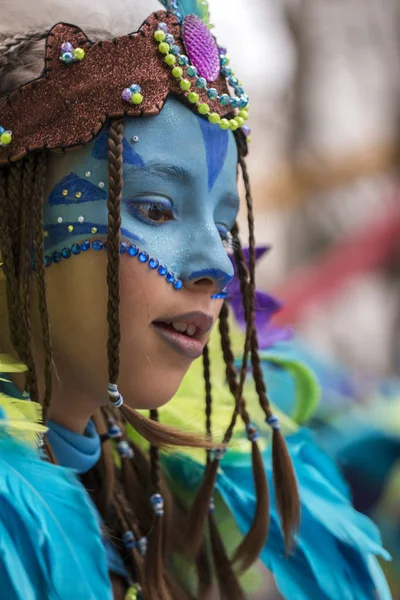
[40,97,239,412]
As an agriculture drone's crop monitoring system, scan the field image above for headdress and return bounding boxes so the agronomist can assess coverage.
[0,0,250,163]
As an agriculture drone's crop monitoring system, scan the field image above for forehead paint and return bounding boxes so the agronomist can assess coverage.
[92,129,145,167]
[43,97,238,291]
[48,173,107,205]
[197,116,229,192]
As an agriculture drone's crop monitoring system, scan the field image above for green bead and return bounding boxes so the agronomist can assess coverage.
[218,119,230,130]
[0,131,12,145]
[208,112,221,124]
[198,103,210,115]
[154,30,166,42]
[229,119,239,131]
[171,66,183,78]
[164,53,176,66]
[125,589,138,600]
[158,42,170,55]
[179,79,191,91]
[235,116,244,127]
[73,47,85,61]
[130,93,143,105]
[188,92,199,104]
[238,109,249,121]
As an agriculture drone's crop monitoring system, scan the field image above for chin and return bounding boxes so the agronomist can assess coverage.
[120,367,188,411]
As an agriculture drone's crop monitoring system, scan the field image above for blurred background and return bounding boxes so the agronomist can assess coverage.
[211,0,400,596]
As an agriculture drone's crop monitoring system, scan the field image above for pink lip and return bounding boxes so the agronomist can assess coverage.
[152,322,205,359]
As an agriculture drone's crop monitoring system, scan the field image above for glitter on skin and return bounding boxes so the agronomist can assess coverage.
[43,97,239,289]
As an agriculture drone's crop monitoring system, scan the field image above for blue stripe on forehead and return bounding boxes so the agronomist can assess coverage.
[92,130,145,167]
[197,117,229,192]
[48,173,107,205]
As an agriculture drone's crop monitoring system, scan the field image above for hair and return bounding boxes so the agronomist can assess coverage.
[0,5,300,599]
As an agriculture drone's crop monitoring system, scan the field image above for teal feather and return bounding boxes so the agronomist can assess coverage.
[0,432,111,599]
[158,0,210,22]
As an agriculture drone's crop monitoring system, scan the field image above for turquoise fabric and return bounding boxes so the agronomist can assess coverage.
[0,425,112,599]
[0,376,127,594]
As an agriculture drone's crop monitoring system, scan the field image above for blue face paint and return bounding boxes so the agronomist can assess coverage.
[43,97,239,290]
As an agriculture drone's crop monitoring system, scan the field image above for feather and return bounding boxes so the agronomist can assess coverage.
[158,0,211,23]
[0,432,111,599]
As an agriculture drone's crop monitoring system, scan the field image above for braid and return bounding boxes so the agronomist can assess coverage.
[106,118,124,387]
[238,153,300,551]
[202,344,246,599]
[31,153,53,421]
[0,30,47,73]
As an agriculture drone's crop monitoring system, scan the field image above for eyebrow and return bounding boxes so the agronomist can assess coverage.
[124,161,195,186]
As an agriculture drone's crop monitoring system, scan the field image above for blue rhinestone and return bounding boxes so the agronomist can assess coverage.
[157,22,168,32]
[170,44,181,56]
[235,85,245,95]
[71,243,81,255]
[61,51,74,63]
[103,242,108,252]
[129,84,141,94]
[220,55,228,65]
[207,87,218,99]
[187,65,198,77]
[138,251,149,263]
[120,242,128,254]
[196,77,207,89]
[166,271,175,283]
[92,240,103,251]
[128,244,139,256]
[173,279,183,290]
[0,126,5,135]
[51,251,61,263]
[178,54,189,66]
[44,256,52,267]
[81,240,90,251]
[219,94,231,106]
[149,258,159,269]
[165,33,175,45]
[221,66,232,77]
[229,76,239,86]
[239,96,249,109]
[157,264,167,276]
[61,247,71,259]
[231,97,241,108]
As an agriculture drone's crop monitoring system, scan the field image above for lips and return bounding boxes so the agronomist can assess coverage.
[152,311,214,359]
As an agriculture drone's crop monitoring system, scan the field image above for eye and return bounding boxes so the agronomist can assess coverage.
[128,198,175,225]
[216,224,234,251]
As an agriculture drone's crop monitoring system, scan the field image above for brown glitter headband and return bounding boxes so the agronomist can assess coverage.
[0,10,250,164]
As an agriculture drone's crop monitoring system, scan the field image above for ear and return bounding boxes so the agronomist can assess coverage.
[44,23,92,77]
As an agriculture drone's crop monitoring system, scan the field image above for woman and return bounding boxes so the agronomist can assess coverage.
[0,0,391,599]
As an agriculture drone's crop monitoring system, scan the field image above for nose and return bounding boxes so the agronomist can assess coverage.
[179,229,234,293]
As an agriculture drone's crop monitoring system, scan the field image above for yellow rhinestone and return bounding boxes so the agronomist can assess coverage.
[44,231,49,238]
[75,191,82,199]
[68,225,74,233]
[62,189,68,196]
[91,227,98,234]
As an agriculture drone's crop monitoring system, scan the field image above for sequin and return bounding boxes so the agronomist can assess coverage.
[138,251,149,263]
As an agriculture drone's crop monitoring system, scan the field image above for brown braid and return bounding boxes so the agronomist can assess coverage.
[238,153,300,550]
[218,302,269,573]
[31,153,53,421]
[202,344,246,599]
[106,118,124,387]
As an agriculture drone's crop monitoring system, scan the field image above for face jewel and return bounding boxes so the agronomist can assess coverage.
[121,83,143,105]
[182,14,220,82]
[0,126,12,146]
[60,42,85,64]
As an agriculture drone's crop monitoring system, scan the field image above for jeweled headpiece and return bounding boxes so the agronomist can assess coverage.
[0,0,250,164]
